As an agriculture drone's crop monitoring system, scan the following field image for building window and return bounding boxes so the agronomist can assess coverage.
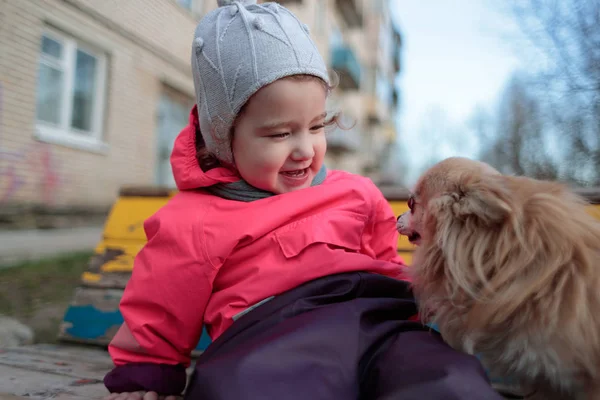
[35,28,108,152]
[176,0,206,19]
[376,69,391,108]
[329,25,343,47]
[155,85,194,188]
[177,0,193,11]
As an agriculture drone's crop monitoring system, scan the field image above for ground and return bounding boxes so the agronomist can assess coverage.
[0,252,92,343]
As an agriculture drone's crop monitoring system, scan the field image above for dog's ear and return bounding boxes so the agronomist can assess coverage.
[427,174,514,227]
[418,174,519,314]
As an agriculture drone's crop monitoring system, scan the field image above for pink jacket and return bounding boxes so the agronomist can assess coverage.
[108,106,408,368]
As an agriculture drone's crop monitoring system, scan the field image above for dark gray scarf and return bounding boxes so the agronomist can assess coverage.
[207,164,327,202]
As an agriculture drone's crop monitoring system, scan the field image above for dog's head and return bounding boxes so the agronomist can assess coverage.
[399,157,600,339]
[396,157,502,247]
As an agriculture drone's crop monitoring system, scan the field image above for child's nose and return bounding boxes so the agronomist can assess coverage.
[291,139,315,160]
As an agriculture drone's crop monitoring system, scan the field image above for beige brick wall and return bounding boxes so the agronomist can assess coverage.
[0,0,197,209]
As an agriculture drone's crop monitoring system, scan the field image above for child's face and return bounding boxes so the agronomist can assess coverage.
[232,78,328,194]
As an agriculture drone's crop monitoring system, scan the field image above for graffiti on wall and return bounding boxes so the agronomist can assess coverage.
[0,82,64,205]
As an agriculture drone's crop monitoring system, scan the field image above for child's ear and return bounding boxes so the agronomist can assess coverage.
[428,174,514,228]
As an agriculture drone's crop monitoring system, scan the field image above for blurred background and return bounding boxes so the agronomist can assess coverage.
[0,0,598,345]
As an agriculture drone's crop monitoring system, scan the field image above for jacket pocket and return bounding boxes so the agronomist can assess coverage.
[274,210,368,259]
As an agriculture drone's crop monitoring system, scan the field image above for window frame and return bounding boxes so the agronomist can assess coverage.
[35,26,108,153]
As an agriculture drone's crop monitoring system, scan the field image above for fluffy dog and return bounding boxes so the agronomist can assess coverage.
[397,157,600,399]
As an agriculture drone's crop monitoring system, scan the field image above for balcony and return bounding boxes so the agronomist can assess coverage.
[326,127,361,154]
[393,56,401,74]
[392,89,400,109]
[392,29,402,73]
[331,44,361,90]
[383,122,397,143]
[335,0,363,28]
[366,93,392,126]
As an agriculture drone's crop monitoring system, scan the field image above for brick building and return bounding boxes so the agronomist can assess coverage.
[0,0,401,225]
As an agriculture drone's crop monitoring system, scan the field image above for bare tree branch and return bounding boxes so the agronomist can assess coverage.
[493,0,600,185]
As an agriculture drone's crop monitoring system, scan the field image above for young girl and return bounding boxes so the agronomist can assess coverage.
[104,1,503,399]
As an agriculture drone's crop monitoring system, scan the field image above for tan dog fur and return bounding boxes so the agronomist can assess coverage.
[397,157,600,399]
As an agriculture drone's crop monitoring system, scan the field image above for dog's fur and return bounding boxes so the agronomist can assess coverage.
[397,157,600,399]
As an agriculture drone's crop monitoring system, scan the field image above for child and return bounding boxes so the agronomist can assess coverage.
[103,1,503,399]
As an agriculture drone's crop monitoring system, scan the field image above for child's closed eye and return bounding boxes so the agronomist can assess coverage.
[268,132,291,139]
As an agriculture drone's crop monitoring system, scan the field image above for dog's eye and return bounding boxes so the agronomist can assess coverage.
[408,196,415,211]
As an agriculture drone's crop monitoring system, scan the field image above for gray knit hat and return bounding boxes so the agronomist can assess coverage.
[191,0,330,165]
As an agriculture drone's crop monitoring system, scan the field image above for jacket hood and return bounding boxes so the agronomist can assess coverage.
[170,105,240,190]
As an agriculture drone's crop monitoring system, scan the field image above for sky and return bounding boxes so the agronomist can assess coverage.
[388,0,525,186]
